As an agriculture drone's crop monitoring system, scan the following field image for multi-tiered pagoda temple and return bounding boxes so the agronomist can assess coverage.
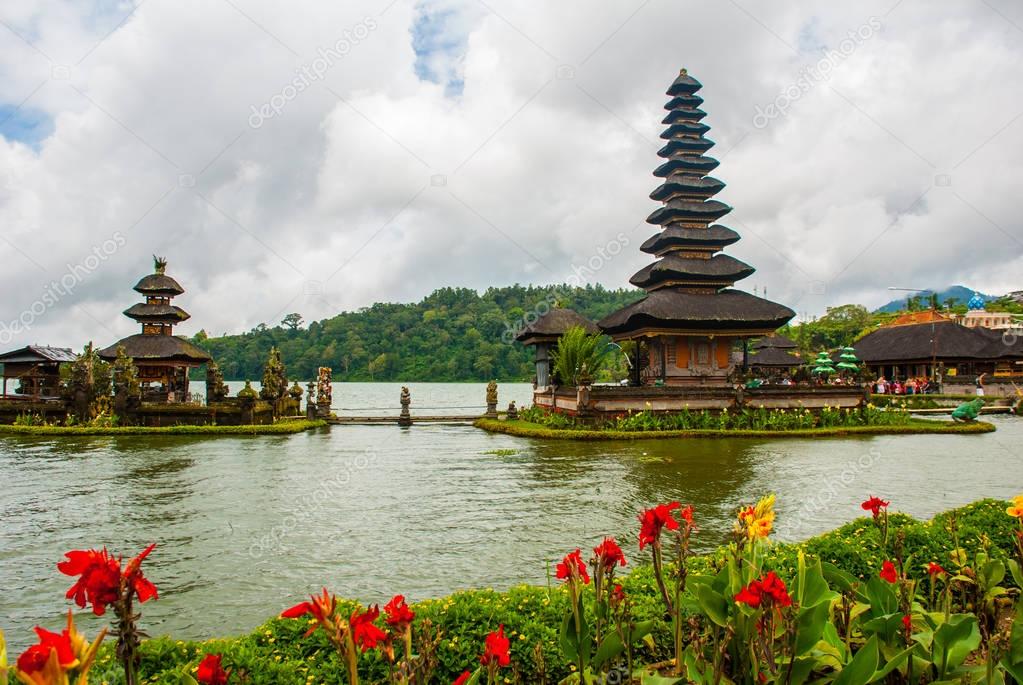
[98,257,211,401]
[599,69,794,386]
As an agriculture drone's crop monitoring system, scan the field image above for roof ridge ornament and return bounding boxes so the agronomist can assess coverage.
[154,255,167,275]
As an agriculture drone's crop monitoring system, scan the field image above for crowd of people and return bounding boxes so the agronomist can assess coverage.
[873,376,935,395]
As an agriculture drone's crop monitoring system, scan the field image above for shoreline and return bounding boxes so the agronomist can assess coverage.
[474,417,996,440]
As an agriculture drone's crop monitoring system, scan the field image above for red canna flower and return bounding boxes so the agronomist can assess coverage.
[384,594,415,630]
[480,625,511,667]
[861,496,890,518]
[555,549,591,584]
[678,504,695,527]
[610,584,626,606]
[196,653,230,685]
[17,626,77,674]
[57,548,122,616]
[593,537,627,570]
[452,671,472,685]
[902,614,912,634]
[281,588,337,637]
[122,543,158,604]
[880,560,899,583]
[927,562,946,577]
[734,582,763,608]
[760,571,792,607]
[350,605,387,652]
[638,502,681,549]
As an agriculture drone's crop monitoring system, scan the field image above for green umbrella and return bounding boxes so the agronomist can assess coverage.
[836,346,859,371]
[811,351,835,375]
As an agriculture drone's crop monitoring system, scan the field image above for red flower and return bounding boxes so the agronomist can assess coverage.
[861,496,890,517]
[123,543,158,604]
[57,548,123,616]
[196,653,230,685]
[638,502,681,549]
[453,671,472,685]
[678,504,695,527]
[927,562,946,577]
[901,614,912,634]
[610,584,626,606]
[384,594,415,630]
[879,560,898,583]
[281,588,337,637]
[735,572,791,609]
[57,544,157,616]
[593,537,627,570]
[480,625,511,667]
[17,627,77,674]
[760,571,792,607]
[350,606,387,652]
[734,582,763,608]
[555,549,591,584]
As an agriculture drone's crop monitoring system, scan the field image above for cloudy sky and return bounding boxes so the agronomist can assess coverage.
[1,0,1021,347]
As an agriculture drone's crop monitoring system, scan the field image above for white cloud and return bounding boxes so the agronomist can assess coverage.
[0,0,1021,349]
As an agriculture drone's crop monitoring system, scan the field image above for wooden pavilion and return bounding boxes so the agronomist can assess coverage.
[0,345,76,398]
[98,257,211,401]
[598,69,794,386]
[515,308,599,388]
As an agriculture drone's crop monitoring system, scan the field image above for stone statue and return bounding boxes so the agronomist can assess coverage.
[506,400,518,421]
[398,386,412,427]
[485,380,498,419]
[951,397,984,422]
[205,360,229,403]
[316,367,332,417]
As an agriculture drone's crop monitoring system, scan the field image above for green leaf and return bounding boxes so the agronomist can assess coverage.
[696,584,730,627]
[834,635,879,685]
[933,615,979,677]
[794,601,831,656]
[863,577,898,617]
[179,675,200,685]
[822,562,858,594]
[591,620,654,670]
[778,656,817,685]
[1008,559,1023,589]
[868,643,914,682]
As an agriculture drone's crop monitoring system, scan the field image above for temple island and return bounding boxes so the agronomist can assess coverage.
[519,69,868,418]
[0,258,331,431]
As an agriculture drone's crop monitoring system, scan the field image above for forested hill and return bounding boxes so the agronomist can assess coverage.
[191,285,642,382]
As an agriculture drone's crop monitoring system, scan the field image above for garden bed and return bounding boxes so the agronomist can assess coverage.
[474,417,996,440]
[0,418,327,436]
[69,497,1021,684]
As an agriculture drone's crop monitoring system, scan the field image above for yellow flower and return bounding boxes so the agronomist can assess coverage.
[738,494,776,539]
[1007,494,1023,518]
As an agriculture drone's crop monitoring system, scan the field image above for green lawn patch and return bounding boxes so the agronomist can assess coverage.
[0,419,327,436]
[474,417,995,440]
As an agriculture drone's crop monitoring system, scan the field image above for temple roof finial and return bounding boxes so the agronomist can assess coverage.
[154,255,167,275]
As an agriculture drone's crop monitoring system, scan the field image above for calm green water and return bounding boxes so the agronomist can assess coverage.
[1,382,1020,650]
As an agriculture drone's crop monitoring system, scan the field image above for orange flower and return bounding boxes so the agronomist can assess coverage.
[1007,495,1023,518]
[738,494,776,540]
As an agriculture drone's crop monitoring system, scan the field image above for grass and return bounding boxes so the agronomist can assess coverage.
[0,419,328,436]
[474,417,996,440]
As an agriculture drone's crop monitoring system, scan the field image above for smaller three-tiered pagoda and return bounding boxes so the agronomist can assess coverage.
[98,257,211,401]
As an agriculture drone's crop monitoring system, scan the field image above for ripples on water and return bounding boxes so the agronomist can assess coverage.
[1,382,1020,650]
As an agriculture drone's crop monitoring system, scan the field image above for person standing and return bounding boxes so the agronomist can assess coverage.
[976,372,986,397]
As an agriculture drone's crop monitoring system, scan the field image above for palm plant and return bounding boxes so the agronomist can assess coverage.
[550,326,610,386]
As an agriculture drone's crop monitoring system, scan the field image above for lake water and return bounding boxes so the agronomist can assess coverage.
[1,381,1021,650]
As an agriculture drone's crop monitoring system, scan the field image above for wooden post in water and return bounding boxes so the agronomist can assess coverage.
[398,386,412,426]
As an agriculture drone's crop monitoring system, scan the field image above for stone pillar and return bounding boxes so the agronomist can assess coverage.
[485,380,498,418]
[506,400,518,421]
[306,381,316,419]
[576,382,591,417]
[398,386,412,427]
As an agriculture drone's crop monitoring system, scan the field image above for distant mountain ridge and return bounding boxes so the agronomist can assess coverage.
[875,285,995,313]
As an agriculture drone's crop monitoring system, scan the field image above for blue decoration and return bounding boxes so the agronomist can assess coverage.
[967,292,986,310]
